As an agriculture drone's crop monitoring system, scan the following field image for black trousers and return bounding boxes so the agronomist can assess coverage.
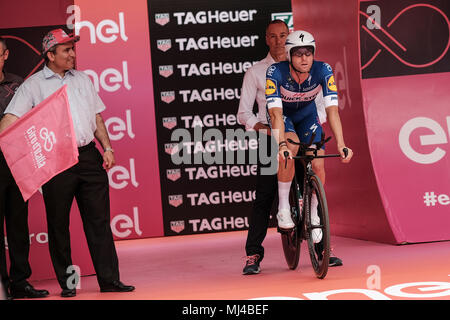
[245,134,306,261]
[0,150,31,289]
[245,133,278,261]
[42,142,119,289]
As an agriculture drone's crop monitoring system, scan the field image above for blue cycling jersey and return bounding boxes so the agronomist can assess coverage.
[265,60,338,145]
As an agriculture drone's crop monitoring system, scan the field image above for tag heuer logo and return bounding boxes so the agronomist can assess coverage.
[166,169,181,182]
[159,65,173,78]
[155,13,170,26]
[162,117,177,130]
[170,220,185,233]
[161,91,175,104]
[157,39,171,52]
[168,195,183,207]
[165,143,179,155]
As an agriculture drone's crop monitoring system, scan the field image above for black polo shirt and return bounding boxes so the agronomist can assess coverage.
[0,72,23,120]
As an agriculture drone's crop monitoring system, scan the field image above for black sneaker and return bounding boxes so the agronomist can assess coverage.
[329,256,343,267]
[314,243,343,267]
[242,254,261,275]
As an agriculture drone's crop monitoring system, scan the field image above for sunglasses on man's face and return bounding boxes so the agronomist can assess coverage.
[291,47,313,57]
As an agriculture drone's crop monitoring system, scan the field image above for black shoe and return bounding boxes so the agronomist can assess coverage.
[242,254,261,275]
[10,284,49,299]
[61,288,76,298]
[329,256,343,267]
[100,280,135,293]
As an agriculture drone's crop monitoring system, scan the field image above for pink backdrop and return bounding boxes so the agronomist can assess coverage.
[292,0,450,244]
[292,0,396,243]
[1,0,163,281]
[73,0,164,240]
[0,0,95,281]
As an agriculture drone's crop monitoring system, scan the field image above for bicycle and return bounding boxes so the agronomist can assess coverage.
[277,132,348,279]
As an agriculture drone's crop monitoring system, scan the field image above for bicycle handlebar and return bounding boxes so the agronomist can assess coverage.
[283,132,349,164]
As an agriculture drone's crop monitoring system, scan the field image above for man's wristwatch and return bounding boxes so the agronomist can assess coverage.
[104,147,114,153]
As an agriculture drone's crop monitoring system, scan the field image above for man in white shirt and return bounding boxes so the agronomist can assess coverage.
[238,20,342,275]
[238,20,287,275]
[0,29,134,297]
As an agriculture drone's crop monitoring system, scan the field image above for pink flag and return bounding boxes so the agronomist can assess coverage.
[0,85,78,201]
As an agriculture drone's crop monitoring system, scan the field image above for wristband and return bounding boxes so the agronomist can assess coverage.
[104,147,114,153]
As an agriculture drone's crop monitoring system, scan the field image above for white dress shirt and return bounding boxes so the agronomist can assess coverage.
[237,52,275,131]
[5,65,105,147]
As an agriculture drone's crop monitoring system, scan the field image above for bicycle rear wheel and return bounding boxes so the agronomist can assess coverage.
[280,177,302,270]
[305,175,330,279]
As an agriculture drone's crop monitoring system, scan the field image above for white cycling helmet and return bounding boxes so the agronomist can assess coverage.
[285,30,316,62]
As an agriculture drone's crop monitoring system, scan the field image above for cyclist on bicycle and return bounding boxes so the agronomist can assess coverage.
[266,30,353,240]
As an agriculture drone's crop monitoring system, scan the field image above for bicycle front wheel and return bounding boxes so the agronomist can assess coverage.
[305,174,330,279]
[280,176,302,270]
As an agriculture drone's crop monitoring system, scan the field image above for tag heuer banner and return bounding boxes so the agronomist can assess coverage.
[147,0,292,236]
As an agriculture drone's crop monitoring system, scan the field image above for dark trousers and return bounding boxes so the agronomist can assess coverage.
[42,142,119,289]
[0,150,31,289]
[245,134,306,261]
[245,133,278,261]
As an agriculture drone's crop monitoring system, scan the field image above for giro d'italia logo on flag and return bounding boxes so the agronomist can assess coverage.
[162,117,177,129]
[168,195,183,207]
[0,85,78,201]
[155,13,170,26]
[166,168,181,181]
[164,143,179,155]
[157,39,171,52]
[159,65,173,78]
[170,220,185,233]
[161,91,175,104]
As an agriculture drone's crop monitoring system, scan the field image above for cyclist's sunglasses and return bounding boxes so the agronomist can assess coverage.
[291,46,314,57]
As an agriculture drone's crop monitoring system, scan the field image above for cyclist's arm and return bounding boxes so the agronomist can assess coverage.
[320,62,352,162]
[326,106,345,149]
[326,106,352,162]
[266,68,290,158]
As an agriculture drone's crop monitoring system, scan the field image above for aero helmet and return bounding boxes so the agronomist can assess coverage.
[285,30,316,62]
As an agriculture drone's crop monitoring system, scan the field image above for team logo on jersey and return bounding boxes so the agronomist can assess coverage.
[166,168,181,181]
[326,75,337,92]
[266,65,276,77]
[162,117,177,129]
[168,195,183,207]
[170,220,185,233]
[265,79,277,95]
[155,13,170,26]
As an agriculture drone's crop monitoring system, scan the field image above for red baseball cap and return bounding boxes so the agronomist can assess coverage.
[42,29,80,55]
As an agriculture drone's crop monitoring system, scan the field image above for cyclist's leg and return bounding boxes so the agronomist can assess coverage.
[294,111,325,182]
[276,117,299,229]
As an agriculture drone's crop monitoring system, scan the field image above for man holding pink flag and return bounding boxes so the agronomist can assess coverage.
[0,29,134,298]
[0,85,79,201]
